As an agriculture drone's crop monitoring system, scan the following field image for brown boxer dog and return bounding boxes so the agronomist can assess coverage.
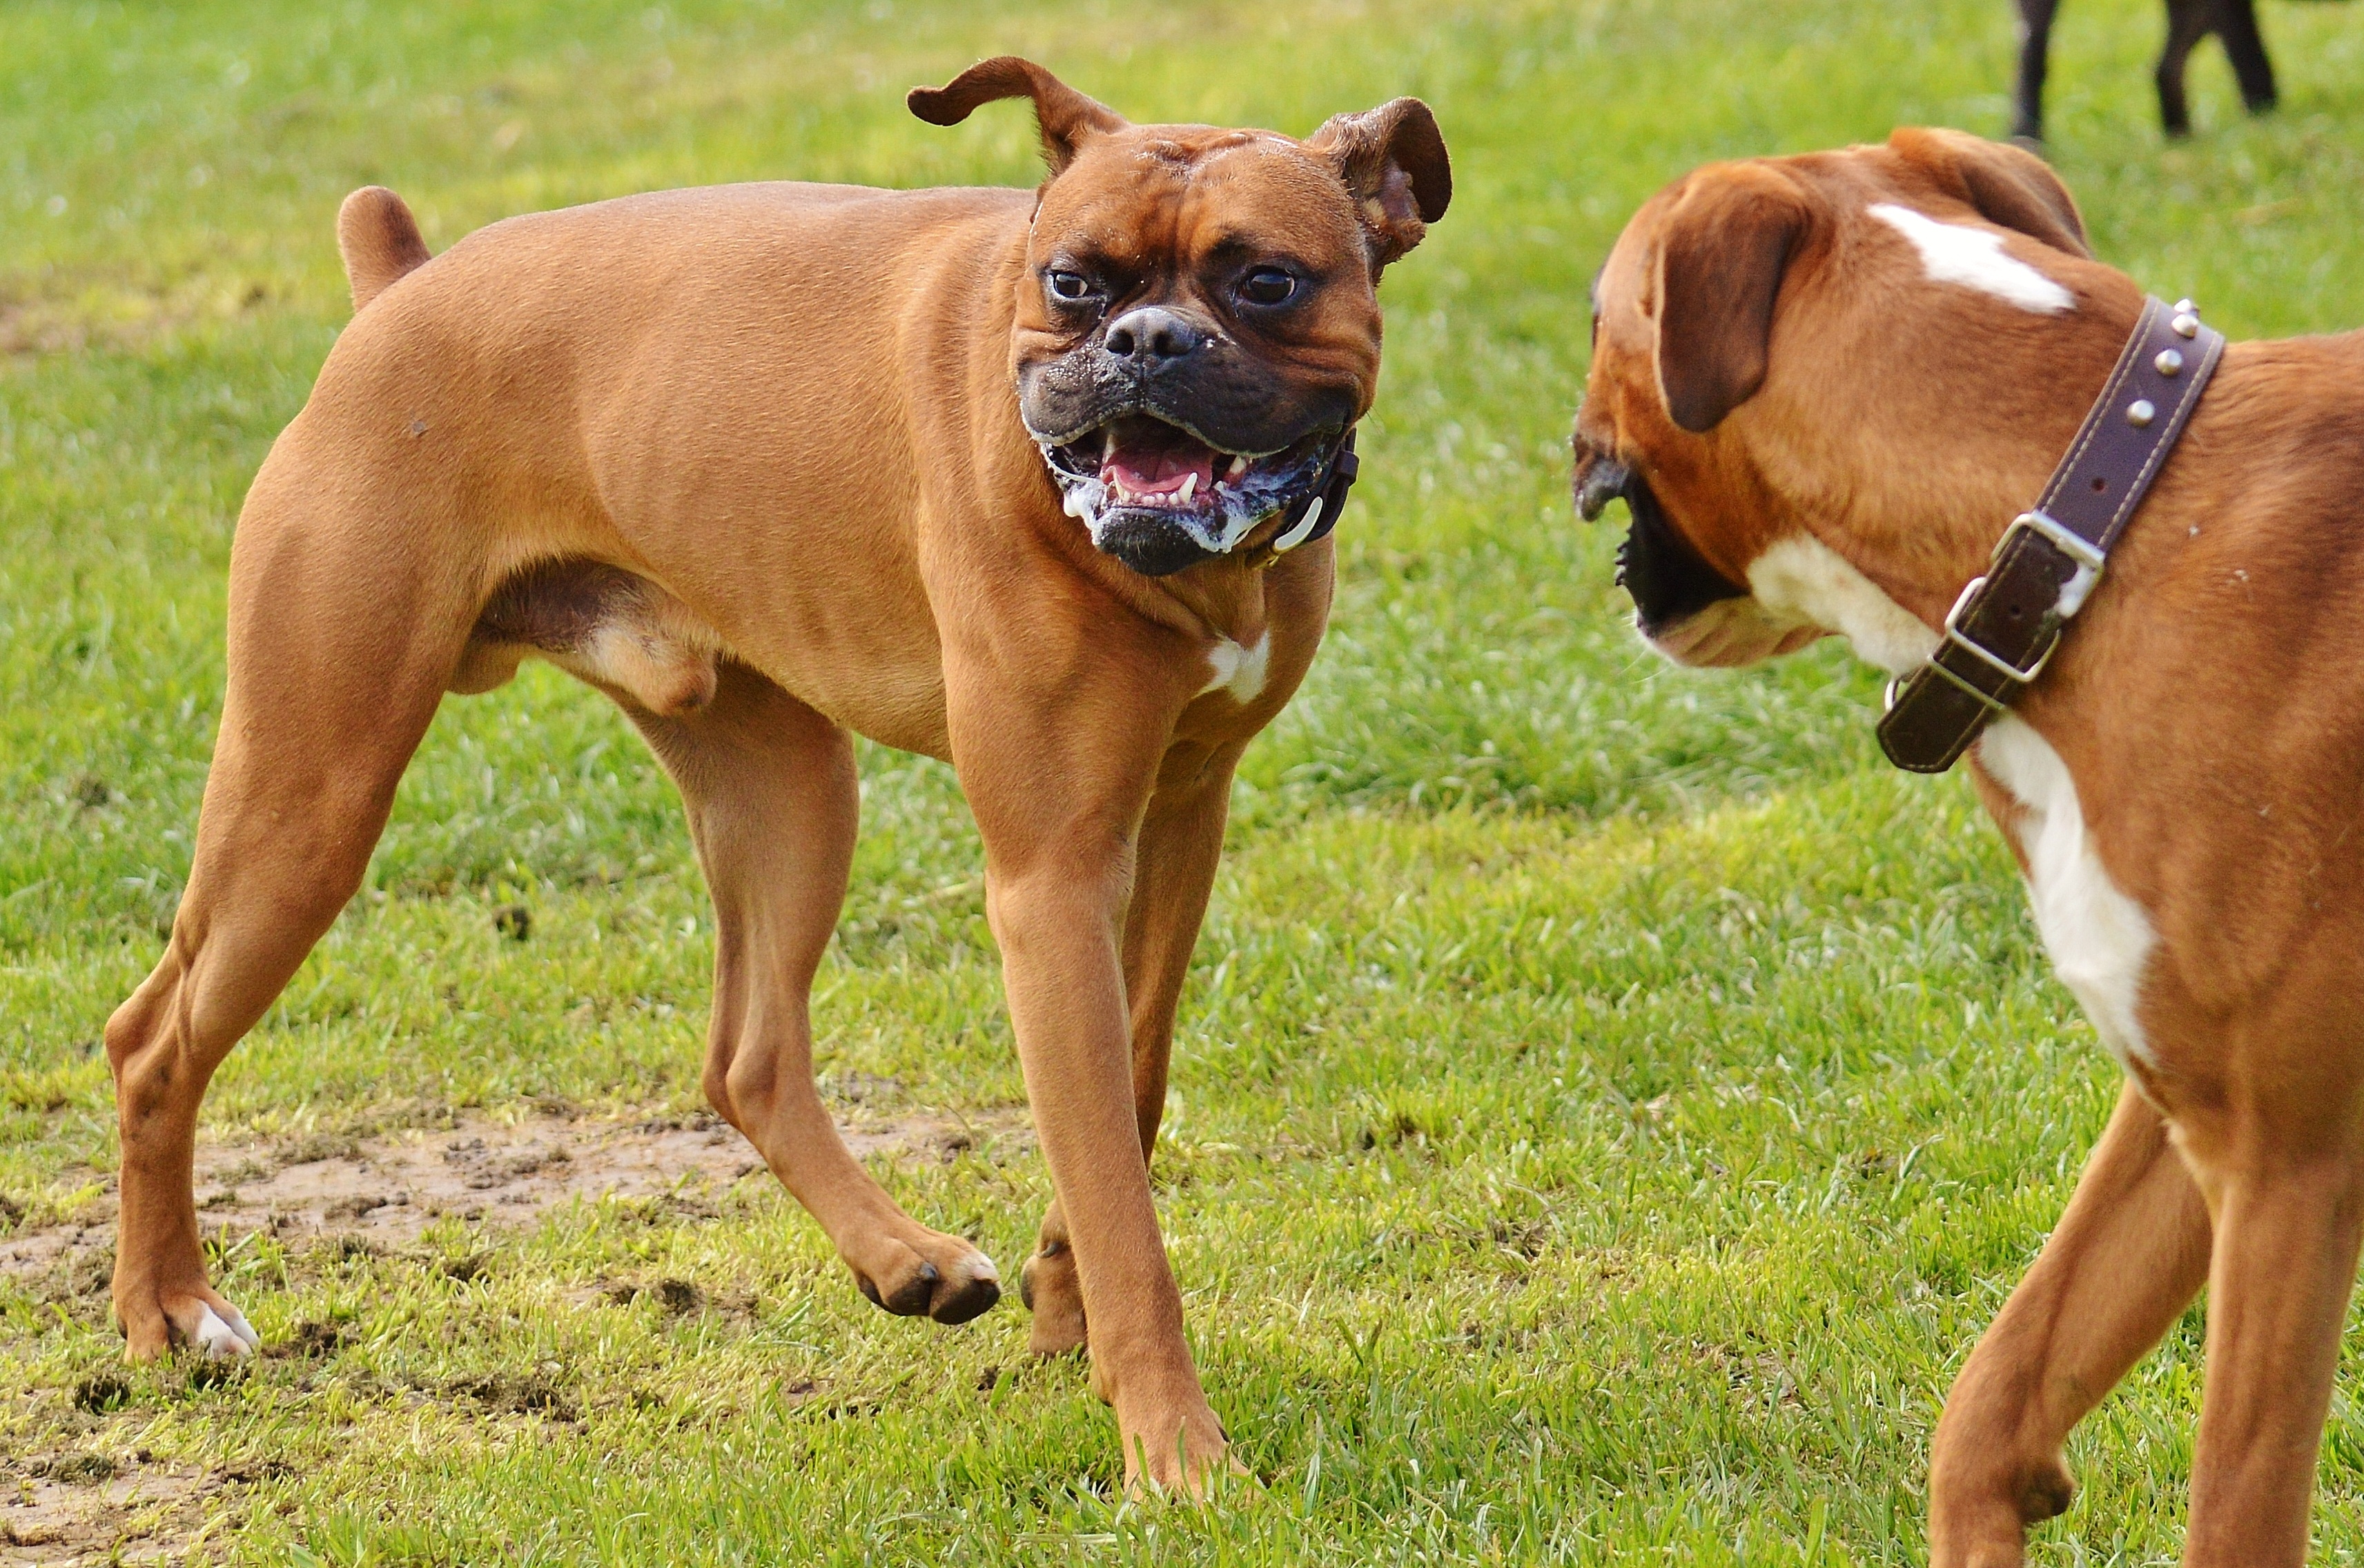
[100,57,1447,1491]
[1573,128,2364,1565]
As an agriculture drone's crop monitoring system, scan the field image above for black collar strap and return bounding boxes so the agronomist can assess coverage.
[1876,296,2226,773]
[1249,429,1358,568]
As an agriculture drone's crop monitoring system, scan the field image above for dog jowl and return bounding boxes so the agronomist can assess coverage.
[1576,126,2364,1565]
[99,57,1447,1496]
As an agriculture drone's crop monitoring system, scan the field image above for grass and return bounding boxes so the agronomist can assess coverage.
[6,0,2364,1560]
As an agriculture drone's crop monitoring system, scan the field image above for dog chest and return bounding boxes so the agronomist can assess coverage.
[1978,717,2159,1068]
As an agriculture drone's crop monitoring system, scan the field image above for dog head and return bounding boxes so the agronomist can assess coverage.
[911,57,1449,576]
[1572,128,2136,670]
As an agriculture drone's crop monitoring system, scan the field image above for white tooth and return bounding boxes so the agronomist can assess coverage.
[1228,455,1249,478]
[1178,473,1197,503]
[1274,496,1322,553]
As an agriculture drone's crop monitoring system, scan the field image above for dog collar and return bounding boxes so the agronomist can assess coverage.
[1876,295,2225,773]
[1247,429,1360,569]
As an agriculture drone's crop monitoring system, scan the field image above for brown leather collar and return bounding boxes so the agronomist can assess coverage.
[1877,296,2226,773]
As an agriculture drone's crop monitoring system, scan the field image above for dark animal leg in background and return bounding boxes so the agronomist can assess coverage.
[2014,0,2060,142]
[2157,0,2216,137]
[2216,0,2279,114]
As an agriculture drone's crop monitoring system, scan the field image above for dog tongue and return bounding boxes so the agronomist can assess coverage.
[1103,433,1220,496]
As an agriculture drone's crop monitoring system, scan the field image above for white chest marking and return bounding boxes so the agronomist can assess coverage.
[1200,631,1271,703]
[1746,534,1940,675]
[1979,716,2157,1068]
[1868,204,2073,315]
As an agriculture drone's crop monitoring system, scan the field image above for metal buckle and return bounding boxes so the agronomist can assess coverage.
[1995,509,2104,573]
[1941,573,2055,687]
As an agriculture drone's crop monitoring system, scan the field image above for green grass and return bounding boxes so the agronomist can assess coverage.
[7,0,2364,1560]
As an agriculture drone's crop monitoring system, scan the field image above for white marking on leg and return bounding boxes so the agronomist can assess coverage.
[1980,716,2158,1066]
[1746,533,1940,674]
[1200,631,1271,703]
[1868,203,2074,314]
[194,1302,259,1360]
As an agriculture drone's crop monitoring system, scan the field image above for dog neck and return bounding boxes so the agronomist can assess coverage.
[1756,284,2160,636]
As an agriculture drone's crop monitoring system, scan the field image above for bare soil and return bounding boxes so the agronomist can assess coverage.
[2,1098,1026,1293]
[0,1095,1028,1563]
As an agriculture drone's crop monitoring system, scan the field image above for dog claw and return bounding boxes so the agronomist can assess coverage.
[193,1302,260,1360]
[930,1271,1002,1326]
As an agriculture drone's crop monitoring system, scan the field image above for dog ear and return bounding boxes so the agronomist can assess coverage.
[1308,98,1452,270]
[1888,126,2092,259]
[1652,164,1812,434]
[906,57,1127,174]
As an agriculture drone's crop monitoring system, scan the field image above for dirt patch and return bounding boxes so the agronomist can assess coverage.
[0,1456,220,1567]
[1,1104,1028,1296]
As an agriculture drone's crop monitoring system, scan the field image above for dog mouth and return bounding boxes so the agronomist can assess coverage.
[1035,413,1344,576]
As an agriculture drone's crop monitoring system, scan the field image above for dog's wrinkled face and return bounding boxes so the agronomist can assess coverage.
[1571,128,2111,667]
[911,58,1449,576]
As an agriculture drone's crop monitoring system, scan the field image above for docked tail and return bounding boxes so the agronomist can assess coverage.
[336,186,432,312]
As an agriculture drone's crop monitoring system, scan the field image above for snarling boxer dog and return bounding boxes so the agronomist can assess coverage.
[99,57,1447,1490]
[1574,126,2364,1565]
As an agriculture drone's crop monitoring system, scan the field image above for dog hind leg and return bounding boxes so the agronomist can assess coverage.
[2214,0,2278,115]
[1927,1084,2212,1567]
[106,450,474,1360]
[625,663,1001,1324]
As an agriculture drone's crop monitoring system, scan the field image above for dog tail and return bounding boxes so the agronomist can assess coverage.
[337,186,432,313]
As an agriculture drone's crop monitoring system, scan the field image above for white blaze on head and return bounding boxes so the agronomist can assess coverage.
[1868,203,2073,314]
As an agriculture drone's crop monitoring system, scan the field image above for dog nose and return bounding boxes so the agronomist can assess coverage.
[1104,306,1205,364]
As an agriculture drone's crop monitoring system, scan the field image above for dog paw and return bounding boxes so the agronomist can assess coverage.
[121,1288,260,1362]
[850,1233,1001,1325]
[1019,1242,1087,1355]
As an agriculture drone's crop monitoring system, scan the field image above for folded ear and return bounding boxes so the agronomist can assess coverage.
[1308,97,1452,270]
[1652,164,1813,434]
[1887,126,2091,259]
[907,57,1127,173]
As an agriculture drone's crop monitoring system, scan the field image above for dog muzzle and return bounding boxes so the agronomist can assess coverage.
[1032,415,1360,577]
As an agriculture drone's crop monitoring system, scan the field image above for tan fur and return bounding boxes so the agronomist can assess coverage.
[1574,128,2364,1565]
[335,186,432,311]
[104,61,1445,1494]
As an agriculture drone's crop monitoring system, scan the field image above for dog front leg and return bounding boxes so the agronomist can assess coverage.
[2013,0,2060,143]
[2180,1144,2364,1565]
[951,670,1228,1494]
[2158,0,2218,137]
[1023,745,1242,1358]
[1929,1084,2212,1567]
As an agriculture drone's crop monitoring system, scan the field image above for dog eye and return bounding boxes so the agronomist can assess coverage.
[1046,270,1095,303]
[1238,268,1298,306]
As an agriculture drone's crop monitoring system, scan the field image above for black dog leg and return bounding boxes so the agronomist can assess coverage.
[2013,0,2060,141]
[2215,0,2280,114]
[2157,0,2216,135]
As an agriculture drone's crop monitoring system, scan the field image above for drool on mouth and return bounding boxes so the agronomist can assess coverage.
[1039,413,1343,561]
[1048,415,1264,513]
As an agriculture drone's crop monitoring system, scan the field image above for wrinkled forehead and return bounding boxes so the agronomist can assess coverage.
[1034,126,1365,265]
[1591,184,1681,336]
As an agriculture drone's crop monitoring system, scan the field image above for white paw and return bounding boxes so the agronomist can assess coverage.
[194,1302,260,1360]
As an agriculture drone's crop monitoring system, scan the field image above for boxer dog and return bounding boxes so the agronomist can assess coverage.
[100,57,1447,1490]
[1573,127,2364,1564]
